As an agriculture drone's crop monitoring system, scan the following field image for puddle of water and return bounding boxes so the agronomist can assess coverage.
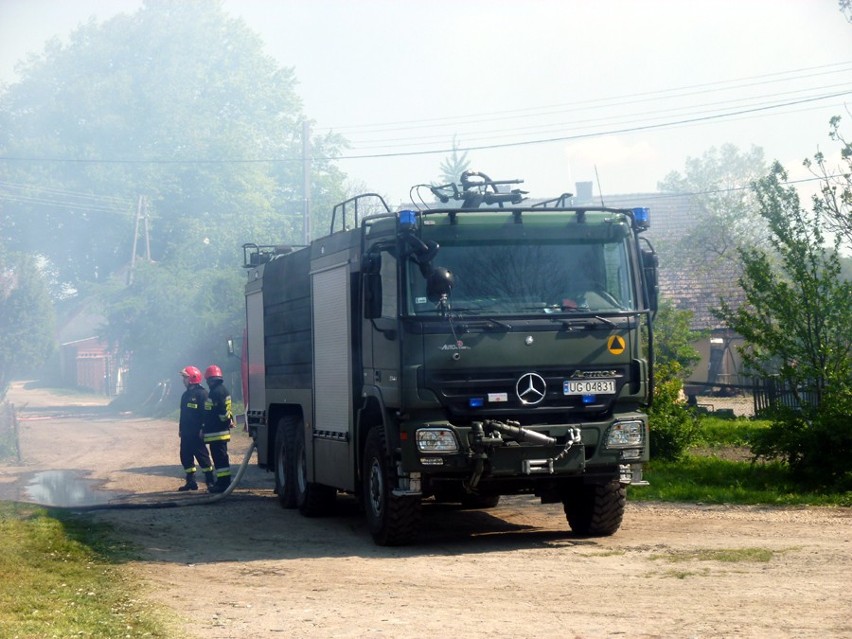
[25,470,113,507]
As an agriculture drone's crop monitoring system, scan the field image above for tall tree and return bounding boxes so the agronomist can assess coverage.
[717,159,852,483]
[804,116,852,251]
[0,0,350,397]
[438,136,470,185]
[0,253,56,399]
[658,144,769,272]
[0,0,346,292]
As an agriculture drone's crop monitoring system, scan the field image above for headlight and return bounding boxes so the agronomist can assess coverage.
[605,420,644,448]
[416,428,459,453]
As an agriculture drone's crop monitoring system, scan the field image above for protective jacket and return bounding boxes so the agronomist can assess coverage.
[204,378,233,485]
[178,383,213,478]
[179,384,208,436]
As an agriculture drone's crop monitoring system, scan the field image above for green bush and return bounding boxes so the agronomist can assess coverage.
[751,386,852,489]
[647,362,700,461]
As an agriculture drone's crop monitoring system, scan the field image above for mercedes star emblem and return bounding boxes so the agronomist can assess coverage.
[516,372,547,405]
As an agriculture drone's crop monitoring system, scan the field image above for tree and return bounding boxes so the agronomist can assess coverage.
[98,260,246,405]
[716,158,852,484]
[438,135,470,185]
[0,0,346,292]
[652,299,705,379]
[658,144,769,272]
[645,299,704,461]
[804,116,852,251]
[0,253,56,399]
[0,0,349,399]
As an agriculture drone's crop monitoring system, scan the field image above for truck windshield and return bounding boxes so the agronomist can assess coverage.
[406,238,636,316]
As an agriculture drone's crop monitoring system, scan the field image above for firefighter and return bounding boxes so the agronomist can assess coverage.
[178,366,216,491]
[203,364,235,493]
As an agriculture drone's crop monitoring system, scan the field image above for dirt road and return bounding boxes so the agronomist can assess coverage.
[1,381,850,639]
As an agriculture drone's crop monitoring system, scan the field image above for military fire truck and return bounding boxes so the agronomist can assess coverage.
[242,171,658,545]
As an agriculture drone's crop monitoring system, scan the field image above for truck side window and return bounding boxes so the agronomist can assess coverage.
[379,250,398,319]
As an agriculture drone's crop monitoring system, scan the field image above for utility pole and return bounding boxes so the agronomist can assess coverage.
[302,121,312,244]
[127,195,150,285]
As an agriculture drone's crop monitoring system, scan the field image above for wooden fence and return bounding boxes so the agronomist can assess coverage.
[751,377,820,416]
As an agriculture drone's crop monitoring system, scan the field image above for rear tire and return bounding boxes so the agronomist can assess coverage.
[363,427,420,546]
[295,424,336,516]
[274,416,298,509]
[562,480,625,536]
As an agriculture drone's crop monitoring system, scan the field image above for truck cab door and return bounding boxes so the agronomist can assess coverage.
[362,245,401,408]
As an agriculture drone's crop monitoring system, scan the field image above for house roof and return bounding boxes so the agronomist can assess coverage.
[572,191,745,331]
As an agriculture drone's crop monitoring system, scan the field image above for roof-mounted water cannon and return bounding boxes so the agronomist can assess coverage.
[420,171,527,209]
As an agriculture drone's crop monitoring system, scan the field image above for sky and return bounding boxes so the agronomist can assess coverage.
[1,0,851,205]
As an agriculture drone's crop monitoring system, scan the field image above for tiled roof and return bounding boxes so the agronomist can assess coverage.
[572,191,744,331]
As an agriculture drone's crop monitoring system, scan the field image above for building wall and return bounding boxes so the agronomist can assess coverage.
[60,337,115,395]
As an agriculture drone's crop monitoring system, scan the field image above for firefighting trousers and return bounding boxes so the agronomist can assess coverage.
[207,439,231,479]
[179,431,213,475]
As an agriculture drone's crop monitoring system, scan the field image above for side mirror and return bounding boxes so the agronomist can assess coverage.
[641,248,658,312]
[362,252,381,275]
[427,267,455,303]
[364,271,382,319]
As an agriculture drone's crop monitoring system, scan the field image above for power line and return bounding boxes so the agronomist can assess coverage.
[321,61,852,133]
[344,84,852,149]
[0,89,848,166]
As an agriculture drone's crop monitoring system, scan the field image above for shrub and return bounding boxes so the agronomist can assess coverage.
[647,362,700,461]
[751,386,852,488]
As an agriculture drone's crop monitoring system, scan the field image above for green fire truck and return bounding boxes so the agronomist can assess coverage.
[243,171,658,545]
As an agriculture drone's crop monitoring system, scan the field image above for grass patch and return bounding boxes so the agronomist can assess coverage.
[660,568,710,579]
[631,455,852,506]
[633,413,852,506]
[0,502,172,638]
[695,415,772,447]
[650,547,775,563]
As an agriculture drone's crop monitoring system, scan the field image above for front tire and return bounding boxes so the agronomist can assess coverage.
[363,427,420,546]
[274,416,298,509]
[562,480,625,536]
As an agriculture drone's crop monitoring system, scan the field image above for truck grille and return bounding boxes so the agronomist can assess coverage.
[423,367,627,417]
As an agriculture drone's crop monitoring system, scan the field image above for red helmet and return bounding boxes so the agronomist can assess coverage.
[180,366,203,384]
[204,365,223,380]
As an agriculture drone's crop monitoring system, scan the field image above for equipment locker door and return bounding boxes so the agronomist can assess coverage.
[311,263,353,488]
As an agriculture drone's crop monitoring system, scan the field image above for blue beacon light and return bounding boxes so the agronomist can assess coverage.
[632,207,650,230]
[398,209,417,230]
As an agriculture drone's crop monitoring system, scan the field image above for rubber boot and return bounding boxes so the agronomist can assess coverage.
[178,474,198,491]
[204,470,216,489]
[209,475,231,494]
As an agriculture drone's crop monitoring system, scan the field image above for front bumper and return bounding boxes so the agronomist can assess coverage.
[401,415,649,482]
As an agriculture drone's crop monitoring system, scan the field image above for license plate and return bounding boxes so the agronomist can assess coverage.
[563,379,616,395]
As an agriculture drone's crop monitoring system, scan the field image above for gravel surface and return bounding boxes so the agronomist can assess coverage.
[2,381,849,639]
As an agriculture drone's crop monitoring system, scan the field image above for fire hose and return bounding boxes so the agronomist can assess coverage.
[59,439,258,512]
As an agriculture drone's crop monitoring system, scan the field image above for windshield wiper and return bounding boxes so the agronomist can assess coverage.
[458,316,512,331]
[556,315,616,330]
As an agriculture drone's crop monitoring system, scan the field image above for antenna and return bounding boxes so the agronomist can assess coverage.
[593,165,606,207]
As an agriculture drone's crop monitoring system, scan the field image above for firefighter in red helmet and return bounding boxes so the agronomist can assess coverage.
[177,366,216,491]
[203,364,235,493]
